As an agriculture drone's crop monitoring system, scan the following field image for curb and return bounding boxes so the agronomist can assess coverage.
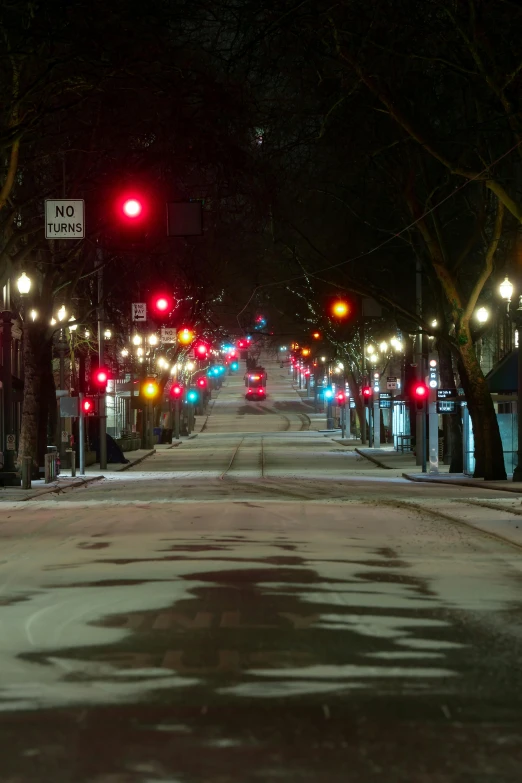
[22,475,104,501]
[403,472,522,494]
[354,448,391,469]
[119,449,156,471]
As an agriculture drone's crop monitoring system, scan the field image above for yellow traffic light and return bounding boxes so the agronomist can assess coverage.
[301,347,311,357]
[332,300,349,318]
[178,327,194,345]
[142,379,160,399]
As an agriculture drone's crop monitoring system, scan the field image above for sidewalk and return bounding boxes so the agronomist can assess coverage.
[0,442,173,502]
[0,474,103,502]
[355,445,522,493]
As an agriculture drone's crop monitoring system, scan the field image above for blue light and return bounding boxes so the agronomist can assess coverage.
[231,361,238,371]
[324,388,334,400]
[187,390,198,403]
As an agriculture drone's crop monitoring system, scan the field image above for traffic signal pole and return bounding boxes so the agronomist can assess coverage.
[415,258,424,467]
[79,392,85,475]
[174,400,180,440]
[97,248,107,470]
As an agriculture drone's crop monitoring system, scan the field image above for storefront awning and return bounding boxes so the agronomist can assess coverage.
[486,351,518,393]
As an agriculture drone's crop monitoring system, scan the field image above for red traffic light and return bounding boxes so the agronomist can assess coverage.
[413,382,429,409]
[93,367,109,387]
[195,343,209,359]
[170,383,184,399]
[151,293,173,315]
[122,198,143,218]
[414,383,428,399]
[336,391,346,404]
[362,386,372,397]
[197,377,207,388]
[81,398,95,415]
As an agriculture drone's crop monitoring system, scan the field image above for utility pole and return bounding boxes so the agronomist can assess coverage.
[360,320,367,444]
[96,248,107,470]
[415,258,425,466]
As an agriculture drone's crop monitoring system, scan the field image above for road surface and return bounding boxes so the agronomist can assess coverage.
[1,360,522,782]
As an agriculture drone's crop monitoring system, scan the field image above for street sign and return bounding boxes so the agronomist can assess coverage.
[6,434,15,451]
[437,400,458,414]
[59,396,79,417]
[386,376,397,390]
[45,199,85,238]
[61,430,69,443]
[437,388,458,400]
[161,327,177,343]
[132,303,147,322]
[379,392,392,409]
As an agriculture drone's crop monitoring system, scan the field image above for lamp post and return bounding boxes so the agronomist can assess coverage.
[499,276,522,481]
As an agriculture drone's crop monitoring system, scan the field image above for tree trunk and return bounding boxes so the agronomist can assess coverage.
[346,367,365,442]
[437,338,463,472]
[17,326,48,473]
[458,340,506,480]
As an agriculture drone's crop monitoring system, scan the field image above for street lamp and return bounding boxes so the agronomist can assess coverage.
[499,276,513,303]
[16,272,32,295]
[57,305,66,322]
[68,316,77,332]
[121,348,129,358]
[29,309,38,322]
[379,341,388,353]
[148,334,158,346]
[104,328,112,339]
[499,276,522,481]
[132,334,142,346]
[476,306,489,324]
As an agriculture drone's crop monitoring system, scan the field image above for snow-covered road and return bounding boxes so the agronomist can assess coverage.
[1,360,522,781]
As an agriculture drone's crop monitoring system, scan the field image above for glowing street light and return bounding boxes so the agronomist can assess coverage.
[29,309,38,321]
[476,306,489,324]
[121,348,129,358]
[148,334,158,346]
[104,328,112,339]
[16,272,32,295]
[379,341,388,353]
[57,305,66,322]
[499,276,514,303]
[68,317,78,332]
[132,334,142,346]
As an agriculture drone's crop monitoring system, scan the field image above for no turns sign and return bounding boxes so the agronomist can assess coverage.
[45,199,85,238]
